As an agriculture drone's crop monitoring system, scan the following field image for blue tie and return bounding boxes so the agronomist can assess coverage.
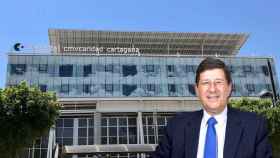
[204,117,217,158]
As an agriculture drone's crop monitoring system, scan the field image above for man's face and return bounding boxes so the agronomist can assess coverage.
[195,68,232,115]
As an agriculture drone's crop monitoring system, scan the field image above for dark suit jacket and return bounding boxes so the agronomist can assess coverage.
[152,108,272,158]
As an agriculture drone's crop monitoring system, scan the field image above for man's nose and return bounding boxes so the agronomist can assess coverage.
[208,82,217,92]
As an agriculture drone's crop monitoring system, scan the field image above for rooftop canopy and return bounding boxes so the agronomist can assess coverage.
[49,29,248,56]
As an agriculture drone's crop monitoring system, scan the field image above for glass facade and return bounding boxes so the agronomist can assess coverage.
[7,55,279,98]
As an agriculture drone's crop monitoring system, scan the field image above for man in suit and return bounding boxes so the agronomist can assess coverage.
[152,57,272,158]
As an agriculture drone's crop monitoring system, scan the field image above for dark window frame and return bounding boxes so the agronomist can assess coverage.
[83,64,92,77]
[105,64,114,73]
[39,64,48,73]
[59,64,73,77]
[10,64,26,75]
[105,84,114,92]
[39,84,47,92]
[146,65,155,73]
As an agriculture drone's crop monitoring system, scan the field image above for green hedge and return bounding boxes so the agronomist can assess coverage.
[0,82,60,158]
[229,98,280,157]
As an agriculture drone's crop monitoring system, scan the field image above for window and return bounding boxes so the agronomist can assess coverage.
[10,64,26,75]
[261,65,269,76]
[60,84,69,94]
[105,64,114,72]
[21,135,49,158]
[142,115,174,144]
[246,84,255,93]
[122,65,137,77]
[185,65,197,73]
[101,116,137,144]
[39,84,47,92]
[83,84,91,94]
[188,84,196,95]
[105,84,113,93]
[55,118,74,145]
[243,65,253,73]
[122,84,137,96]
[147,84,156,92]
[231,84,236,93]
[167,65,176,77]
[167,65,175,72]
[263,84,272,91]
[228,65,235,73]
[38,64,48,73]
[145,65,155,73]
[59,65,73,77]
[78,118,94,145]
[83,65,92,77]
[168,84,176,93]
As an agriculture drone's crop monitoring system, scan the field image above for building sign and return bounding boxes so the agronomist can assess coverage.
[13,43,24,51]
[63,46,141,56]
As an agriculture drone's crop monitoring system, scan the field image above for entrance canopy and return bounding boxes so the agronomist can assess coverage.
[63,144,157,154]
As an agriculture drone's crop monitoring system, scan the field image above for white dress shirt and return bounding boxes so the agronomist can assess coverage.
[197,107,227,158]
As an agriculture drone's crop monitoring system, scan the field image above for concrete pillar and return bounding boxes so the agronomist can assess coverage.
[94,112,102,144]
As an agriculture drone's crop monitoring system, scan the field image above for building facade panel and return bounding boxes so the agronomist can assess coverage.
[7,55,279,98]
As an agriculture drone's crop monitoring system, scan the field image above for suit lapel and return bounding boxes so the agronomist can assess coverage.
[223,108,244,158]
[185,110,203,158]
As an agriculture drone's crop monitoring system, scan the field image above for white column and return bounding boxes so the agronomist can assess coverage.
[137,112,144,144]
[47,127,55,158]
[73,118,79,158]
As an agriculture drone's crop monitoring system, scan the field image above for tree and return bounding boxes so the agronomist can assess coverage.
[0,82,60,158]
[229,98,280,157]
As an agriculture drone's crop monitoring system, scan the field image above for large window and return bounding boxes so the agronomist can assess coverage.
[60,84,70,94]
[246,84,256,94]
[83,84,91,94]
[105,84,114,93]
[142,114,173,144]
[38,64,48,73]
[167,65,176,77]
[261,65,269,76]
[122,65,137,77]
[78,118,94,145]
[243,65,253,74]
[39,84,47,92]
[59,65,73,77]
[145,65,155,73]
[10,64,26,75]
[83,64,92,77]
[101,116,137,144]
[105,64,114,73]
[122,84,137,96]
[185,65,197,73]
[168,84,176,96]
[56,118,74,145]
[21,135,49,158]
[188,84,196,96]
[147,84,156,93]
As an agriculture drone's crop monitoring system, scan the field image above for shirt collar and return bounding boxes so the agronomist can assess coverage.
[202,106,228,126]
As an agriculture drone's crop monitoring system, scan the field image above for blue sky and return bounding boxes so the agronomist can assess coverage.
[0,0,279,88]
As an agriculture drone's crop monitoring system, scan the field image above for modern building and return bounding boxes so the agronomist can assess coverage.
[6,29,279,158]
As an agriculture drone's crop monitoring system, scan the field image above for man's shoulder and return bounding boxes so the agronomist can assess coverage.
[168,110,202,124]
[229,107,265,123]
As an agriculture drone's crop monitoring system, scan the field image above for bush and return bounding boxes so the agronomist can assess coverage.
[229,98,280,157]
[0,82,60,158]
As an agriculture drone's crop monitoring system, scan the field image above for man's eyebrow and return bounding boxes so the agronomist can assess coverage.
[200,78,226,82]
